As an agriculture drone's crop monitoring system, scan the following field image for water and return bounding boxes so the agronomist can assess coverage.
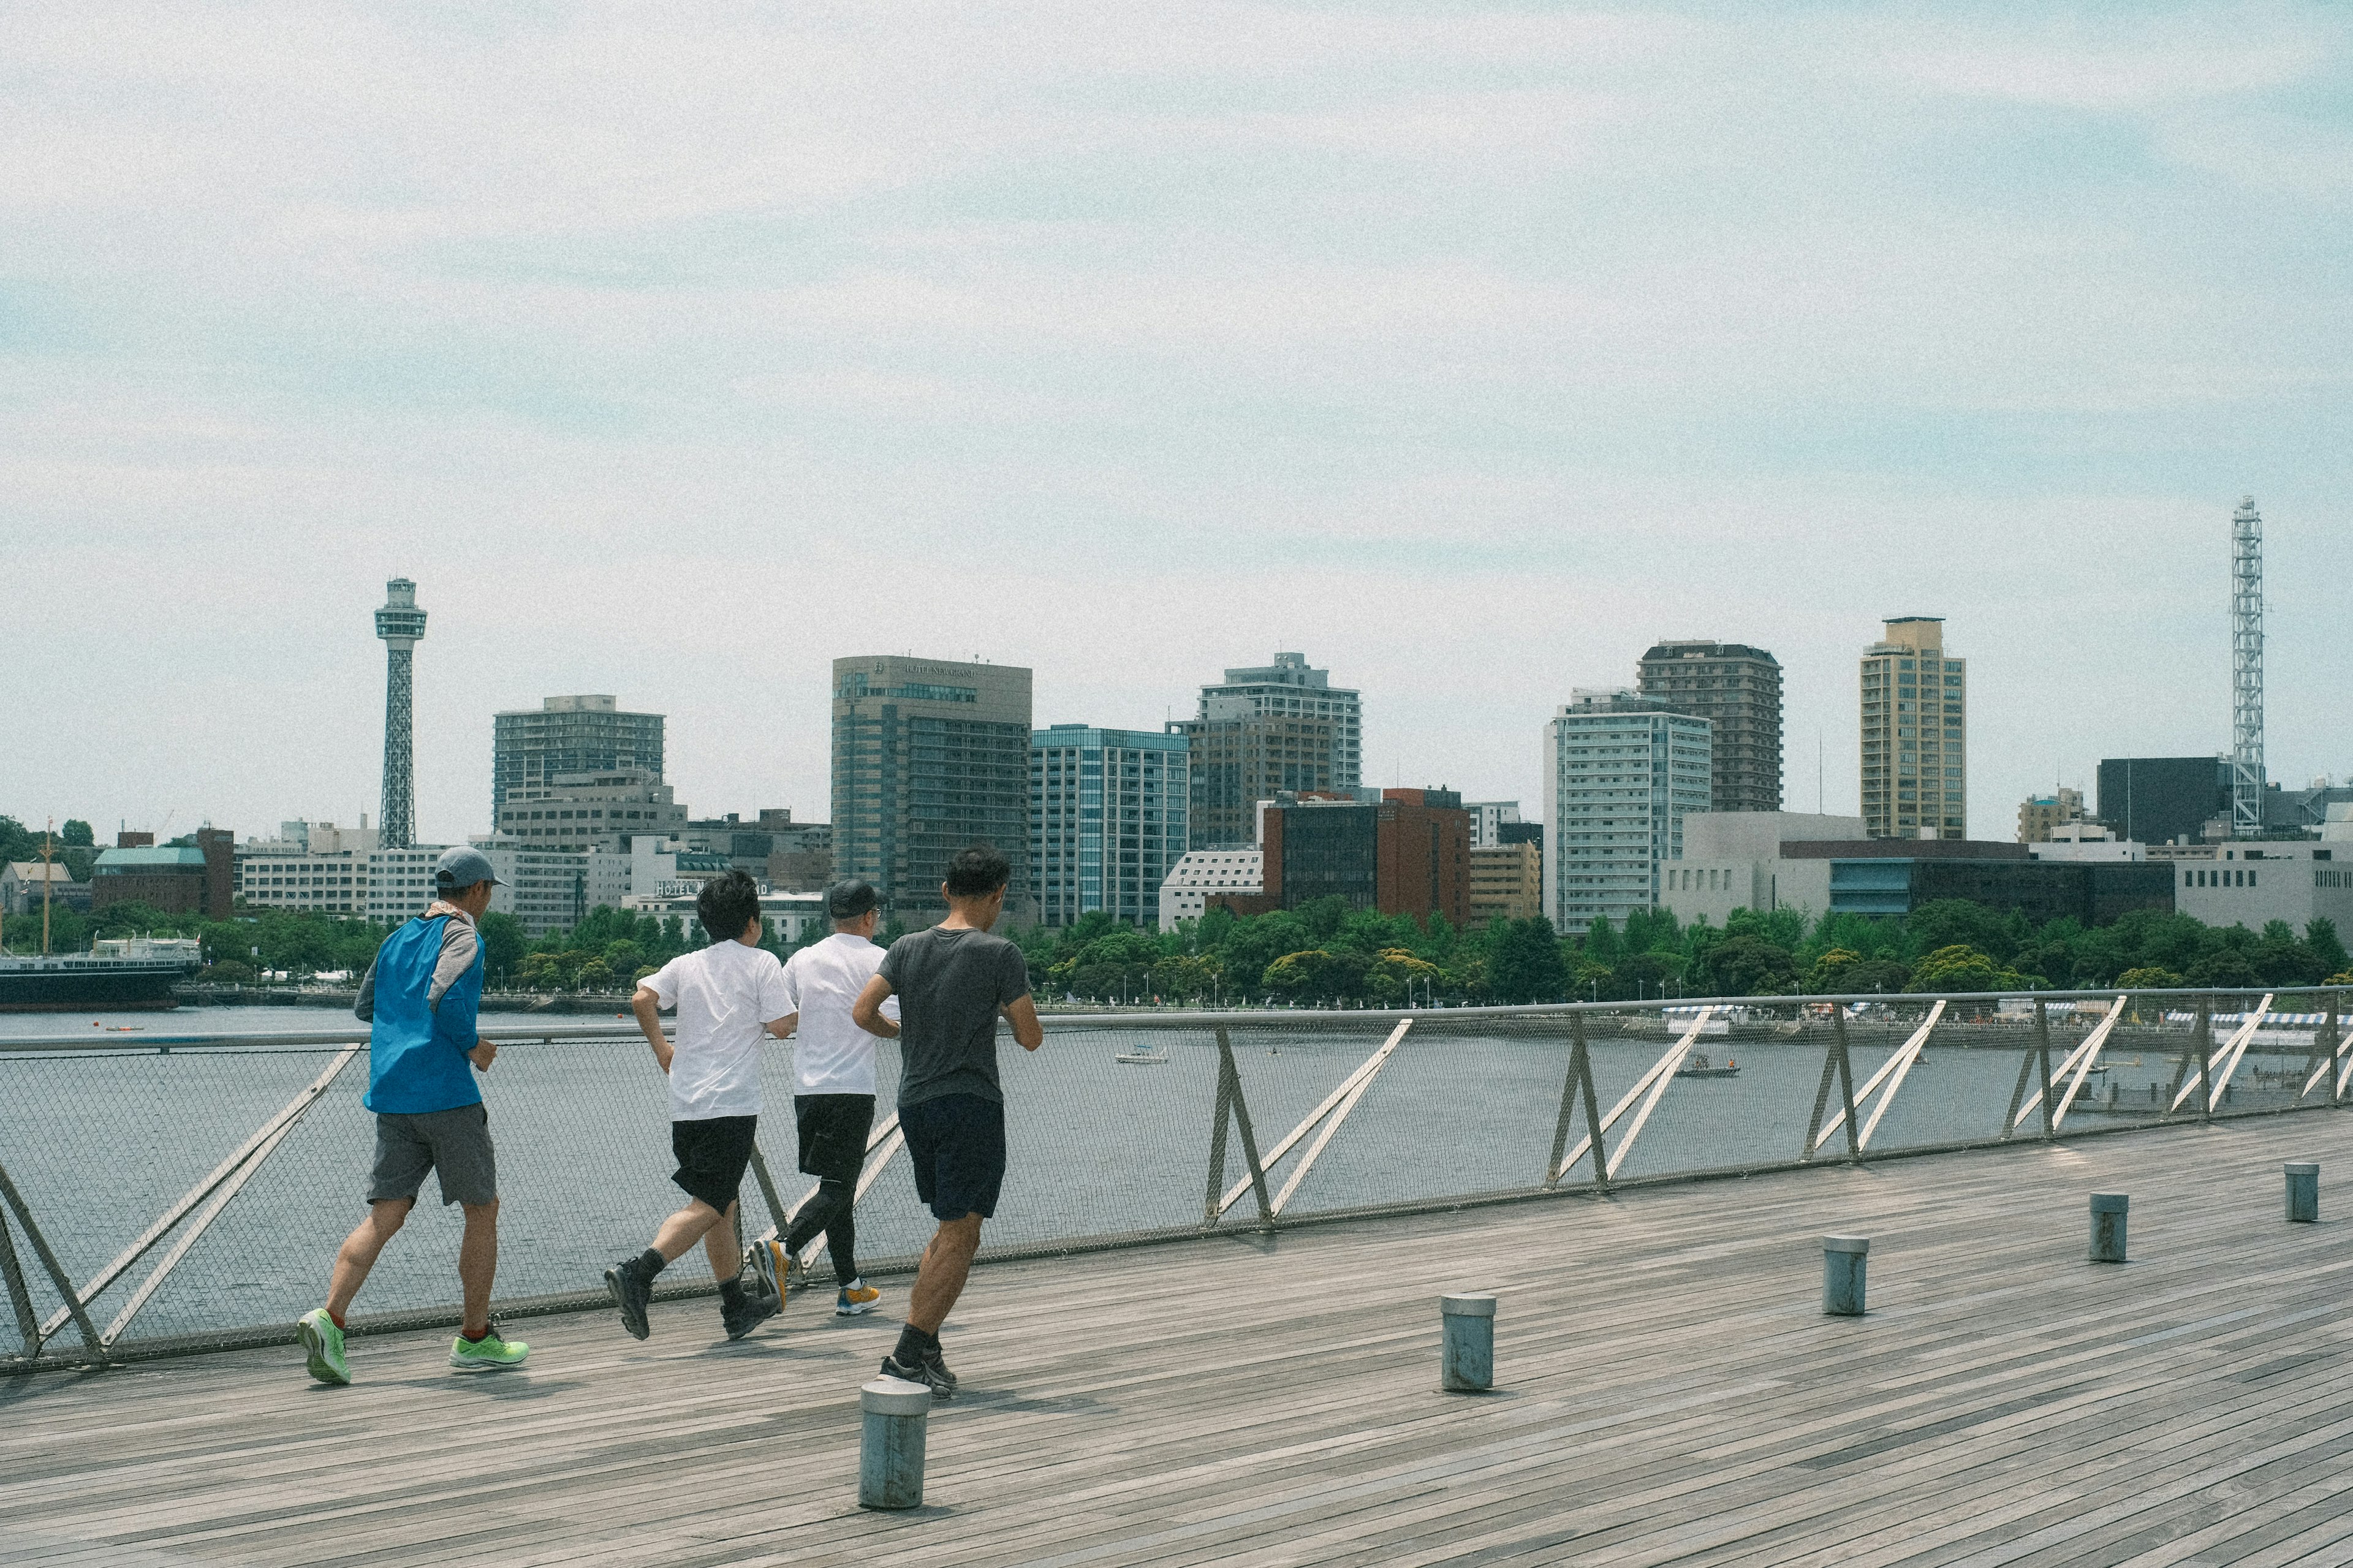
[0,1007,2321,1355]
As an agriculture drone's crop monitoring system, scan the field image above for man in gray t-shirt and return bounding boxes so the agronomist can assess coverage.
[853,845,1042,1395]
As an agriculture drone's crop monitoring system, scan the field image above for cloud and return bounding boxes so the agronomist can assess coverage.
[2,1,2350,848]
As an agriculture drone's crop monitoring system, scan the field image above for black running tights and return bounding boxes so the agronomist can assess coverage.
[782,1176,858,1285]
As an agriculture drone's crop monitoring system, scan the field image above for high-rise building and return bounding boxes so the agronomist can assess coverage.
[1635,640,1783,813]
[1029,725,1190,928]
[1169,712,1336,849]
[374,579,426,849]
[491,768,685,853]
[1859,618,1966,839]
[491,697,665,822]
[831,656,1032,922]
[1196,652,1362,792]
[2097,757,2231,846]
[1542,690,1711,932]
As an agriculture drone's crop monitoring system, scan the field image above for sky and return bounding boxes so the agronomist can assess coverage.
[6,1,2349,849]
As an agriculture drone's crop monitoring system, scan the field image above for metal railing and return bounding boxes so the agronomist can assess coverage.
[2,987,2345,1371]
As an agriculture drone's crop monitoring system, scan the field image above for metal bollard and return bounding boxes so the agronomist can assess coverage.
[2286,1162,2320,1224]
[1822,1235,1869,1316]
[2090,1192,2129,1263]
[858,1377,931,1510]
[1440,1293,1497,1391]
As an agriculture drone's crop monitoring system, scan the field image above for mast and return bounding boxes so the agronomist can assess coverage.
[41,819,55,957]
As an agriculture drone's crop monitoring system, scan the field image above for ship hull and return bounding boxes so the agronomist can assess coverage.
[0,964,185,1012]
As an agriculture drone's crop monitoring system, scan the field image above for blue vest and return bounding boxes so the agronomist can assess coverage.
[363,914,486,1115]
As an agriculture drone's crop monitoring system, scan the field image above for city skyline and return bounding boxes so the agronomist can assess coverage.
[7,7,2350,846]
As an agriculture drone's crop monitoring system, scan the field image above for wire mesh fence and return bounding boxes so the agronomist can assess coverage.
[2,987,2344,1370]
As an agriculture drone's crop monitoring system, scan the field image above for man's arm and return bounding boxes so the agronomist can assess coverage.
[1002,993,1044,1052]
[851,975,901,1039]
[764,1012,798,1040]
[631,985,675,1074]
[353,958,377,1023]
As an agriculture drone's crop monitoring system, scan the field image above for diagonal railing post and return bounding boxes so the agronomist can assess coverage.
[1546,1014,1608,1189]
[748,1143,791,1237]
[1999,1006,2036,1143]
[2036,1000,2058,1138]
[1805,1019,1842,1162]
[0,1159,101,1360]
[2164,1000,2211,1120]
[1203,1036,1234,1227]
[2200,1000,2216,1124]
[1212,1028,1274,1230]
[0,1206,42,1358]
[1834,1009,1861,1163]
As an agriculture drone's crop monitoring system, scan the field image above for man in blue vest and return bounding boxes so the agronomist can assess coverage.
[297,846,530,1383]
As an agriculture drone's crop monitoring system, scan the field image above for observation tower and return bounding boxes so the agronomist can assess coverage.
[375,578,427,850]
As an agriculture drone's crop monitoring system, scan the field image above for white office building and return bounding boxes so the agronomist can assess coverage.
[1656,812,1868,927]
[1542,690,1711,932]
[365,845,451,925]
[236,821,383,916]
[1158,849,1265,933]
[1464,801,1524,849]
[2169,809,2353,934]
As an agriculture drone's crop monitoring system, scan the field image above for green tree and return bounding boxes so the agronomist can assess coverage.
[477,912,528,982]
[2116,966,2183,988]
[1702,934,1799,996]
[1906,944,2020,993]
[59,819,94,847]
[2186,947,2261,989]
[1488,918,1569,1004]
[2308,919,2351,978]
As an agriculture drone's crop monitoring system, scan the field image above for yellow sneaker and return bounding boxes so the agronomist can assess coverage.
[836,1280,882,1317]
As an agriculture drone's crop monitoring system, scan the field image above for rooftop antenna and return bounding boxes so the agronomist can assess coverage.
[2230,497,2264,835]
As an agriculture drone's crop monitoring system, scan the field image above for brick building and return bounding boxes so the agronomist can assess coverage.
[91,828,234,920]
[1226,789,1470,926]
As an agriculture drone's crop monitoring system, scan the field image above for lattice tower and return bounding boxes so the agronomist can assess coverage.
[2230,498,2264,833]
[375,578,428,850]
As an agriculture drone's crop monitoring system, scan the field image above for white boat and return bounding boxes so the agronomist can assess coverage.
[1115,1046,1171,1066]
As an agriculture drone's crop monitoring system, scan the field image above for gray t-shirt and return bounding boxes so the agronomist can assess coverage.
[878,925,1032,1107]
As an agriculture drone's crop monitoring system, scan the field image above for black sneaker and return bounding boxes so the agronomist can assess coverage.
[605,1259,653,1341]
[879,1350,955,1397]
[719,1281,779,1341]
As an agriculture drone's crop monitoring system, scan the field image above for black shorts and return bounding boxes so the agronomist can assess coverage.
[670,1115,758,1211]
[796,1094,876,1183]
[899,1093,1006,1222]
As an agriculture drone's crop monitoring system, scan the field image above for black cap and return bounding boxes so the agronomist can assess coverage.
[825,879,879,920]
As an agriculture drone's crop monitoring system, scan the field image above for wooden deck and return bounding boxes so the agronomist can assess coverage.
[10,1113,2353,1567]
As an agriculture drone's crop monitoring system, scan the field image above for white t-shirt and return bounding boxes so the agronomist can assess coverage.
[644,941,792,1120]
[781,933,896,1095]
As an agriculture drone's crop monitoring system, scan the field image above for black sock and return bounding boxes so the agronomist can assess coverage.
[893,1325,938,1363]
[638,1248,666,1277]
[719,1273,748,1302]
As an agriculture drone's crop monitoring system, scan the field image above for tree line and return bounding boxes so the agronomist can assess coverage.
[18,886,2346,1006]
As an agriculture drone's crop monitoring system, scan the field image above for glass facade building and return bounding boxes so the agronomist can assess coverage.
[1542,691,1713,931]
[1030,725,1189,928]
[832,657,1033,923]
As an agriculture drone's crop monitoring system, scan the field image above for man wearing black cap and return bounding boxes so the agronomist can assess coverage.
[749,879,896,1317]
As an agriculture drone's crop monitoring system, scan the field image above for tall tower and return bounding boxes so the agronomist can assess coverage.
[375,578,427,850]
[1859,617,1965,839]
[2231,497,2265,834]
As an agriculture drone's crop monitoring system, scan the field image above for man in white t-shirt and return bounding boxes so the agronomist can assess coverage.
[749,879,896,1317]
[604,871,793,1343]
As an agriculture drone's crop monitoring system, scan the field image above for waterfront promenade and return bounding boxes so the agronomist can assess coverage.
[7,1112,2353,1566]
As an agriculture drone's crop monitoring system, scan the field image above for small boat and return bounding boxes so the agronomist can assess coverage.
[1675,1051,1739,1079]
[1115,1047,1171,1066]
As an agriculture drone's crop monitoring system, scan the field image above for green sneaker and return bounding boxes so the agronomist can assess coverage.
[298,1307,350,1385]
[448,1325,530,1371]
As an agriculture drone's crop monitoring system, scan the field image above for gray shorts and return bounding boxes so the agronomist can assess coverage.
[368,1102,497,1208]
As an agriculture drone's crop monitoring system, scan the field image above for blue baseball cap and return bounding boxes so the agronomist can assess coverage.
[434,846,505,891]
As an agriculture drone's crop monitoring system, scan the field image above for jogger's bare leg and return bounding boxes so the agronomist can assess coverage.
[699,1200,741,1281]
[650,1198,728,1264]
[458,1200,499,1338]
[327,1199,412,1320]
[907,1213,982,1334]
